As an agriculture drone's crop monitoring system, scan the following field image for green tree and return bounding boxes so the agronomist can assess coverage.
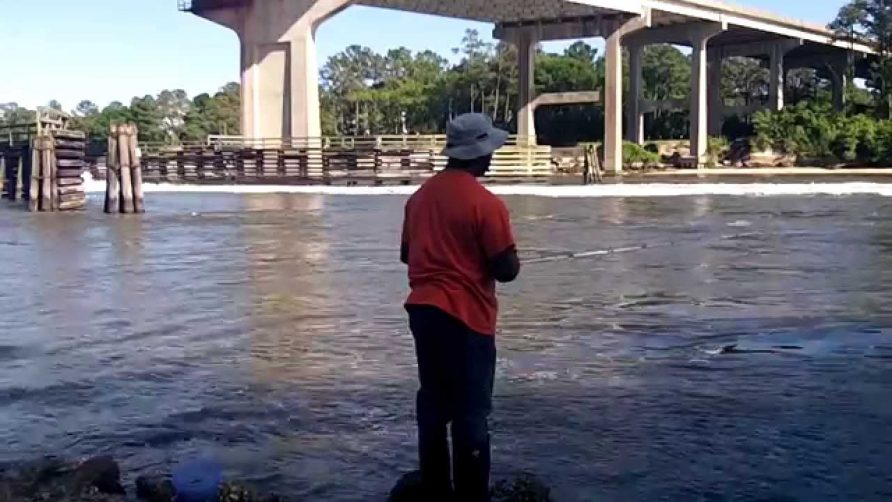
[182,83,240,141]
[157,89,191,142]
[130,95,166,143]
[0,103,35,126]
[74,100,99,117]
[832,0,892,117]
[640,45,691,139]
[321,44,385,134]
[451,29,495,115]
[723,57,769,106]
[564,41,599,64]
[534,51,602,145]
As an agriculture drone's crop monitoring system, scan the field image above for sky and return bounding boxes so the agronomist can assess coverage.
[0,0,847,110]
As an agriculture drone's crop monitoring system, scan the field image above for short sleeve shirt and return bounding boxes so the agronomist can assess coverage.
[401,170,515,335]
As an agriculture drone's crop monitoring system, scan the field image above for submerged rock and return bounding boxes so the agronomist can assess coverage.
[387,471,425,502]
[135,474,176,502]
[218,482,282,502]
[492,473,552,502]
[133,475,282,502]
[387,471,552,502]
[73,456,125,496]
[0,456,125,502]
[0,457,282,502]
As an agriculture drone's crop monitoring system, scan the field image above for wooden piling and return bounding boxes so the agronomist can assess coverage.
[29,141,40,211]
[48,140,57,211]
[4,154,19,201]
[39,137,53,212]
[15,153,24,201]
[103,123,144,214]
[128,125,145,213]
[105,125,120,214]
[117,125,133,213]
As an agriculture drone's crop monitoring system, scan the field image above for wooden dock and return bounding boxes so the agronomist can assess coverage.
[87,135,555,186]
[1,108,86,210]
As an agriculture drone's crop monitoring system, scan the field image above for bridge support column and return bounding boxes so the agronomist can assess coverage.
[192,0,349,140]
[768,44,787,112]
[516,29,538,146]
[604,15,649,174]
[689,25,724,165]
[829,58,848,112]
[707,52,723,137]
[626,43,644,145]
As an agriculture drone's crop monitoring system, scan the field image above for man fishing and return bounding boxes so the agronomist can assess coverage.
[400,113,521,501]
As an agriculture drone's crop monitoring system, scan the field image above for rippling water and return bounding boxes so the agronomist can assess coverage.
[2,192,892,500]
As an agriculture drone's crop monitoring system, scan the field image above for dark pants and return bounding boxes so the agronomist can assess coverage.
[408,305,496,502]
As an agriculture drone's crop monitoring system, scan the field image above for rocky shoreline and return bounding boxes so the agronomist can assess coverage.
[0,457,552,502]
[0,456,281,502]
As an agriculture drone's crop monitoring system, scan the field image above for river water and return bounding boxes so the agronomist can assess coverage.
[1,190,891,500]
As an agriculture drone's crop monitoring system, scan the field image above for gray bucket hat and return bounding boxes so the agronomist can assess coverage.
[442,113,509,160]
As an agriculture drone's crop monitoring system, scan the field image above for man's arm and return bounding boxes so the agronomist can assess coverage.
[479,196,520,283]
[489,246,520,283]
[400,199,411,265]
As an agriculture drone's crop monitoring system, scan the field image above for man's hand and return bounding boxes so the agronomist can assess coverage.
[401,242,409,265]
[489,247,520,283]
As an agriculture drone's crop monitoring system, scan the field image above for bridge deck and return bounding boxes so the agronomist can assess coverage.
[182,0,873,55]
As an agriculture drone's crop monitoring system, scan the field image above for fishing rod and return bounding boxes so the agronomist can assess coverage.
[523,231,762,265]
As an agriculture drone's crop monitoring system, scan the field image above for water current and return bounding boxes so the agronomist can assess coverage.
[1,190,891,500]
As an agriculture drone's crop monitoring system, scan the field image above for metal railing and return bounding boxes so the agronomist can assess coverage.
[178,0,249,12]
[204,134,537,149]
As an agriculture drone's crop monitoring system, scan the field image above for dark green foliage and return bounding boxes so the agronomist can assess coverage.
[59,84,241,144]
[832,0,892,118]
[319,35,693,144]
[707,136,730,167]
[753,103,892,165]
[623,141,660,167]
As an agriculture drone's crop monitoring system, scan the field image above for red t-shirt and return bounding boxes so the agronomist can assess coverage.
[401,170,516,335]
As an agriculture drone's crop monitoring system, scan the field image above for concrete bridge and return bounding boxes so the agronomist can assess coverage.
[180,0,875,172]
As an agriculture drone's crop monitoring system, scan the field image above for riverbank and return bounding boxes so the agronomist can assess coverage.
[73,168,892,197]
[0,456,281,502]
[0,456,551,502]
[78,175,892,198]
[631,166,892,178]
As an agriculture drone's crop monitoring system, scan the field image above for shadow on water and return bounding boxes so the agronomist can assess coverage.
[2,193,892,500]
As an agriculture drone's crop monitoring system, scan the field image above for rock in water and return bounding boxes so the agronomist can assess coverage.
[387,471,425,502]
[218,482,282,502]
[74,456,125,495]
[492,473,552,502]
[0,456,125,501]
[388,471,552,502]
[135,474,176,502]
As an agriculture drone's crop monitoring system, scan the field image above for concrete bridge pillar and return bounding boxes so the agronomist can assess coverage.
[768,44,786,112]
[626,43,644,145]
[516,29,538,146]
[707,51,723,137]
[194,0,349,140]
[689,26,724,165]
[829,57,848,112]
[603,16,649,174]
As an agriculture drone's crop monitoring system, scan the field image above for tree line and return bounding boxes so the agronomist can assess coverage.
[0,0,888,150]
[0,84,240,145]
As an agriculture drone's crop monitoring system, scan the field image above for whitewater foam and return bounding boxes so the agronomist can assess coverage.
[82,174,892,198]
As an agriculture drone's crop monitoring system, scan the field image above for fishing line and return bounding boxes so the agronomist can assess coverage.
[523,231,762,265]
